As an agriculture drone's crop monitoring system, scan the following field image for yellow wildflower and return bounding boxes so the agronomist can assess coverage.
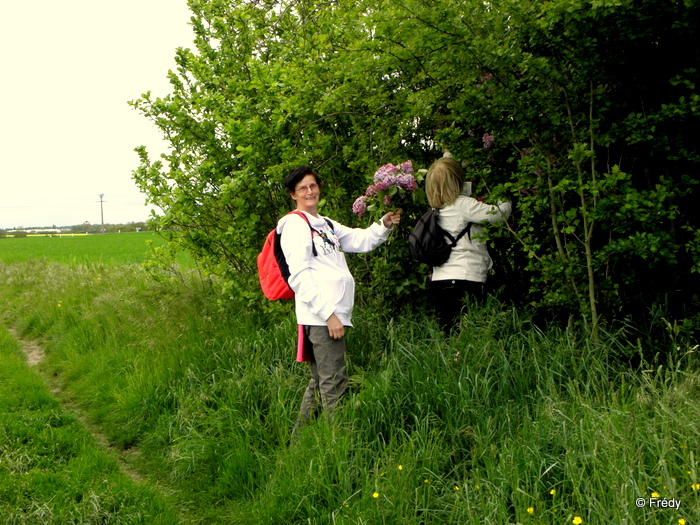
[651,492,660,498]
[398,465,403,470]
[679,519,686,525]
[550,489,556,495]
[692,483,700,491]
[573,517,583,525]
[527,507,534,515]
[454,485,460,491]
[372,492,379,499]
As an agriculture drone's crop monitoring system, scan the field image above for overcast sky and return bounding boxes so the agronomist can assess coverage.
[0,0,194,229]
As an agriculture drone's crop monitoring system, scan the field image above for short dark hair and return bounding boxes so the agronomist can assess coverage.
[284,166,322,194]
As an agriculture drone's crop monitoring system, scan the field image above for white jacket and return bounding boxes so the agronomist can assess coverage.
[279,211,392,326]
[432,185,511,283]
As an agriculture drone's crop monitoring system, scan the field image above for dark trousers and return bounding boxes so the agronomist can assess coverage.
[296,325,348,425]
[429,279,485,333]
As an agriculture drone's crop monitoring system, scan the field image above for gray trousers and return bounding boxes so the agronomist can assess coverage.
[296,325,348,424]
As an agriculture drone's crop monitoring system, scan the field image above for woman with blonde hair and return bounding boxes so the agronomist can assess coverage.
[425,154,511,332]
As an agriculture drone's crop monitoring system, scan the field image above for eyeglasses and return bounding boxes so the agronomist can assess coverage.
[295,183,319,194]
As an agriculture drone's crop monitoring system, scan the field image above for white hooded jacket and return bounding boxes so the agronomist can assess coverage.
[278,211,392,327]
[431,183,511,283]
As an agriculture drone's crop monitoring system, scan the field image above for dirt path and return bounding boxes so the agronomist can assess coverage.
[9,328,195,522]
[10,328,147,485]
[17,333,45,367]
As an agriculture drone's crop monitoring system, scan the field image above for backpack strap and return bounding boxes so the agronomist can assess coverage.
[452,222,473,245]
[286,210,322,256]
[437,209,472,246]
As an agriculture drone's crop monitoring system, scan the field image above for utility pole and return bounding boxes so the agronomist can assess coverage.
[99,194,105,234]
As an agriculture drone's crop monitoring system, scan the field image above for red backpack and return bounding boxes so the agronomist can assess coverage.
[257,211,328,300]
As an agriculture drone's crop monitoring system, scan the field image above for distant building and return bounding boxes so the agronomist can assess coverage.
[7,228,69,235]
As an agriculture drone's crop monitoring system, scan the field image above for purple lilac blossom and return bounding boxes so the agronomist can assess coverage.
[354,160,417,216]
[397,174,417,191]
[482,133,495,149]
[373,164,399,182]
[373,162,417,191]
[374,178,392,191]
[352,196,368,217]
[375,174,417,192]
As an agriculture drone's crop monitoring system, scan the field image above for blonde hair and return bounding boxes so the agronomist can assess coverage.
[425,157,465,208]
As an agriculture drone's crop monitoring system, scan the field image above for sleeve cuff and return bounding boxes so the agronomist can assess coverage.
[318,303,336,323]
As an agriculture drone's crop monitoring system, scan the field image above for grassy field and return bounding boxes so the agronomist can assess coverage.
[0,237,699,524]
[0,232,189,266]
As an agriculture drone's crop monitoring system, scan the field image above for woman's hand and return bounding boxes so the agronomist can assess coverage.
[382,209,402,229]
[326,313,345,340]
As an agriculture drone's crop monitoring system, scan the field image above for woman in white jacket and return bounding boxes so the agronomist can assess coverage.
[425,155,511,333]
[279,165,401,434]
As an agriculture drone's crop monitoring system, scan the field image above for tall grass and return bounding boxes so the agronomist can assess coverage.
[0,327,179,524]
[0,258,698,524]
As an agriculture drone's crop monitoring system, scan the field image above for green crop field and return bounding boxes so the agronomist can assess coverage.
[0,232,192,266]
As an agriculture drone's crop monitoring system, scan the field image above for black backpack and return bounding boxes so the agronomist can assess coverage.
[408,209,472,267]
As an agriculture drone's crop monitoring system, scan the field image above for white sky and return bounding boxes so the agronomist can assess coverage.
[0,0,194,229]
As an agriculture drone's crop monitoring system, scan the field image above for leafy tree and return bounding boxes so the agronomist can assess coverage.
[132,0,699,338]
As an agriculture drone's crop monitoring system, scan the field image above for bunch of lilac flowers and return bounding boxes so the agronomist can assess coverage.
[353,161,417,217]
